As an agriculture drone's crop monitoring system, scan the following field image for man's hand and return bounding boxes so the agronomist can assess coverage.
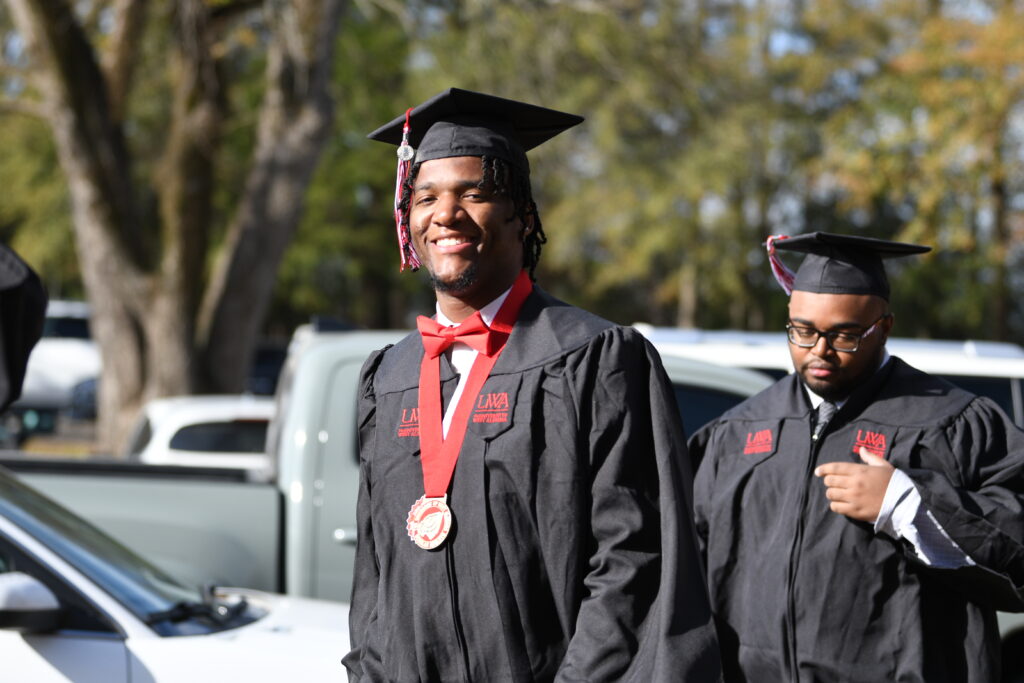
[814,448,895,522]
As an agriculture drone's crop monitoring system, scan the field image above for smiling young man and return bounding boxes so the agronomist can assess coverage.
[688,232,1024,682]
[343,89,721,682]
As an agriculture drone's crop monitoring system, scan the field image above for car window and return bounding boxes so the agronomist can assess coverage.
[169,421,269,453]
[42,316,91,340]
[674,384,752,438]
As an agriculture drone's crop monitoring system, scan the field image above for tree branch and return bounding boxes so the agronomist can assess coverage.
[101,0,150,123]
[150,0,224,371]
[209,0,263,29]
[196,0,347,391]
[356,0,412,32]
[79,0,106,34]
[0,97,47,119]
[4,0,151,277]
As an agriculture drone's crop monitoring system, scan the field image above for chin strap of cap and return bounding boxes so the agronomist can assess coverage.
[394,107,421,272]
[766,234,795,295]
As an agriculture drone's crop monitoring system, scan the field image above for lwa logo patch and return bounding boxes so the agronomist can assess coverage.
[852,429,889,458]
[472,392,510,424]
[398,408,419,438]
[397,393,511,436]
[744,429,774,455]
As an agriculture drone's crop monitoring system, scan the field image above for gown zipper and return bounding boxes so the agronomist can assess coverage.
[445,519,473,681]
[784,419,829,682]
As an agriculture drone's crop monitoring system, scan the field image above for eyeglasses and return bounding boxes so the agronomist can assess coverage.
[786,315,890,353]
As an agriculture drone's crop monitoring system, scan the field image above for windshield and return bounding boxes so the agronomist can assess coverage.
[42,315,91,339]
[0,467,235,634]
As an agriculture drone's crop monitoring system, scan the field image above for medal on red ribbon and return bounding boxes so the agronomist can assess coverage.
[406,495,453,549]
[407,270,533,550]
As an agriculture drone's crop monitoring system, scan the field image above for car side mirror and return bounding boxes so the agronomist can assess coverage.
[0,571,62,633]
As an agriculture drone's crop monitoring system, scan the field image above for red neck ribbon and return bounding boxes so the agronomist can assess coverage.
[416,270,533,497]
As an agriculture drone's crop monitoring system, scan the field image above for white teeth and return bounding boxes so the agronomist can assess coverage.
[436,237,468,246]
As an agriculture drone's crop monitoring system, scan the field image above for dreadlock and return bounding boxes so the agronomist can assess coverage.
[396,156,547,280]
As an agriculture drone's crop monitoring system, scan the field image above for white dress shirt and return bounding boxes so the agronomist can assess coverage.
[433,287,512,437]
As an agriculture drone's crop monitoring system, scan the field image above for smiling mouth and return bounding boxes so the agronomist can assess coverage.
[434,236,472,247]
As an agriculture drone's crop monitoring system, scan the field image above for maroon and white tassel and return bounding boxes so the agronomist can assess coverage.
[766,234,795,295]
[394,107,420,271]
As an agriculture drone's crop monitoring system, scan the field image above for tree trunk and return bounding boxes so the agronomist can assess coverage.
[196,0,346,393]
[5,0,346,451]
[991,174,1010,341]
[676,212,699,328]
[5,0,153,447]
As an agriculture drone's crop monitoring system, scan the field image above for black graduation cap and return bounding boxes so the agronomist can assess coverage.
[367,87,584,174]
[369,88,584,271]
[767,232,931,300]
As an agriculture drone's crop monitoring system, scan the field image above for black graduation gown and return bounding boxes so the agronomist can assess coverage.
[689,357,1024,682]
[344,287,722,682]
[0,245,46,412]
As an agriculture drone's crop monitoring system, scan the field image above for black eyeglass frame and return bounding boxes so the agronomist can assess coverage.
[785,314,891,353]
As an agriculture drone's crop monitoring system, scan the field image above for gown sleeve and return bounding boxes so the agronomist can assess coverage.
[904,396,1024,611]
[343,349,388,681]
[555,329,721,682]
[688,420,719,561]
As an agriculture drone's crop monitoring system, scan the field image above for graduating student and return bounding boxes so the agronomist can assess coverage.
[689,232,1024,682]
[343,88,721,682]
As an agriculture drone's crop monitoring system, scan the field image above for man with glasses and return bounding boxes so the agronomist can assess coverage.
[689,232,1024,682]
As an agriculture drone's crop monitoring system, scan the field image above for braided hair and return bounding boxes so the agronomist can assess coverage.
[396,155,547,279]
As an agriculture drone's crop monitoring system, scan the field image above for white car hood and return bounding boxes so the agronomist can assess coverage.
[129,590,351,681]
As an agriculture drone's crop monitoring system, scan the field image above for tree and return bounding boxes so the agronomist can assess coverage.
[2,0,346,449]
[405,0,825,330]
[273,6,429,333]
[809,0,1024,341]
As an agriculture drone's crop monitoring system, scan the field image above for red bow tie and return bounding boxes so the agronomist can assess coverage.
[417,312,499,358]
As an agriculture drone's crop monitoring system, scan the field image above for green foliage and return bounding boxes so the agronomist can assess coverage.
[272,6,430,332]
[812,1,1024,341]
[5,0,1023,344]
[0,113,79,297]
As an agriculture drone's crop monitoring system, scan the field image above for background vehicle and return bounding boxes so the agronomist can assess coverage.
[0,464,349,681]
[8,300,99,440]
[124,395,275,473]
[7,303,286,448]
[1,328,772,604]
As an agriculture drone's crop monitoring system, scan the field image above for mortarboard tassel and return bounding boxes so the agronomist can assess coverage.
[394,107,420,271]
[766,234,795,295]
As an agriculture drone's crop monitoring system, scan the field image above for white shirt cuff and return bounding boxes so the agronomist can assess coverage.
[873,467,975,568]
[874,467,915,537]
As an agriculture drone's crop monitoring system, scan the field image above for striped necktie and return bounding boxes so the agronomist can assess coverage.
[813,400,837,441]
